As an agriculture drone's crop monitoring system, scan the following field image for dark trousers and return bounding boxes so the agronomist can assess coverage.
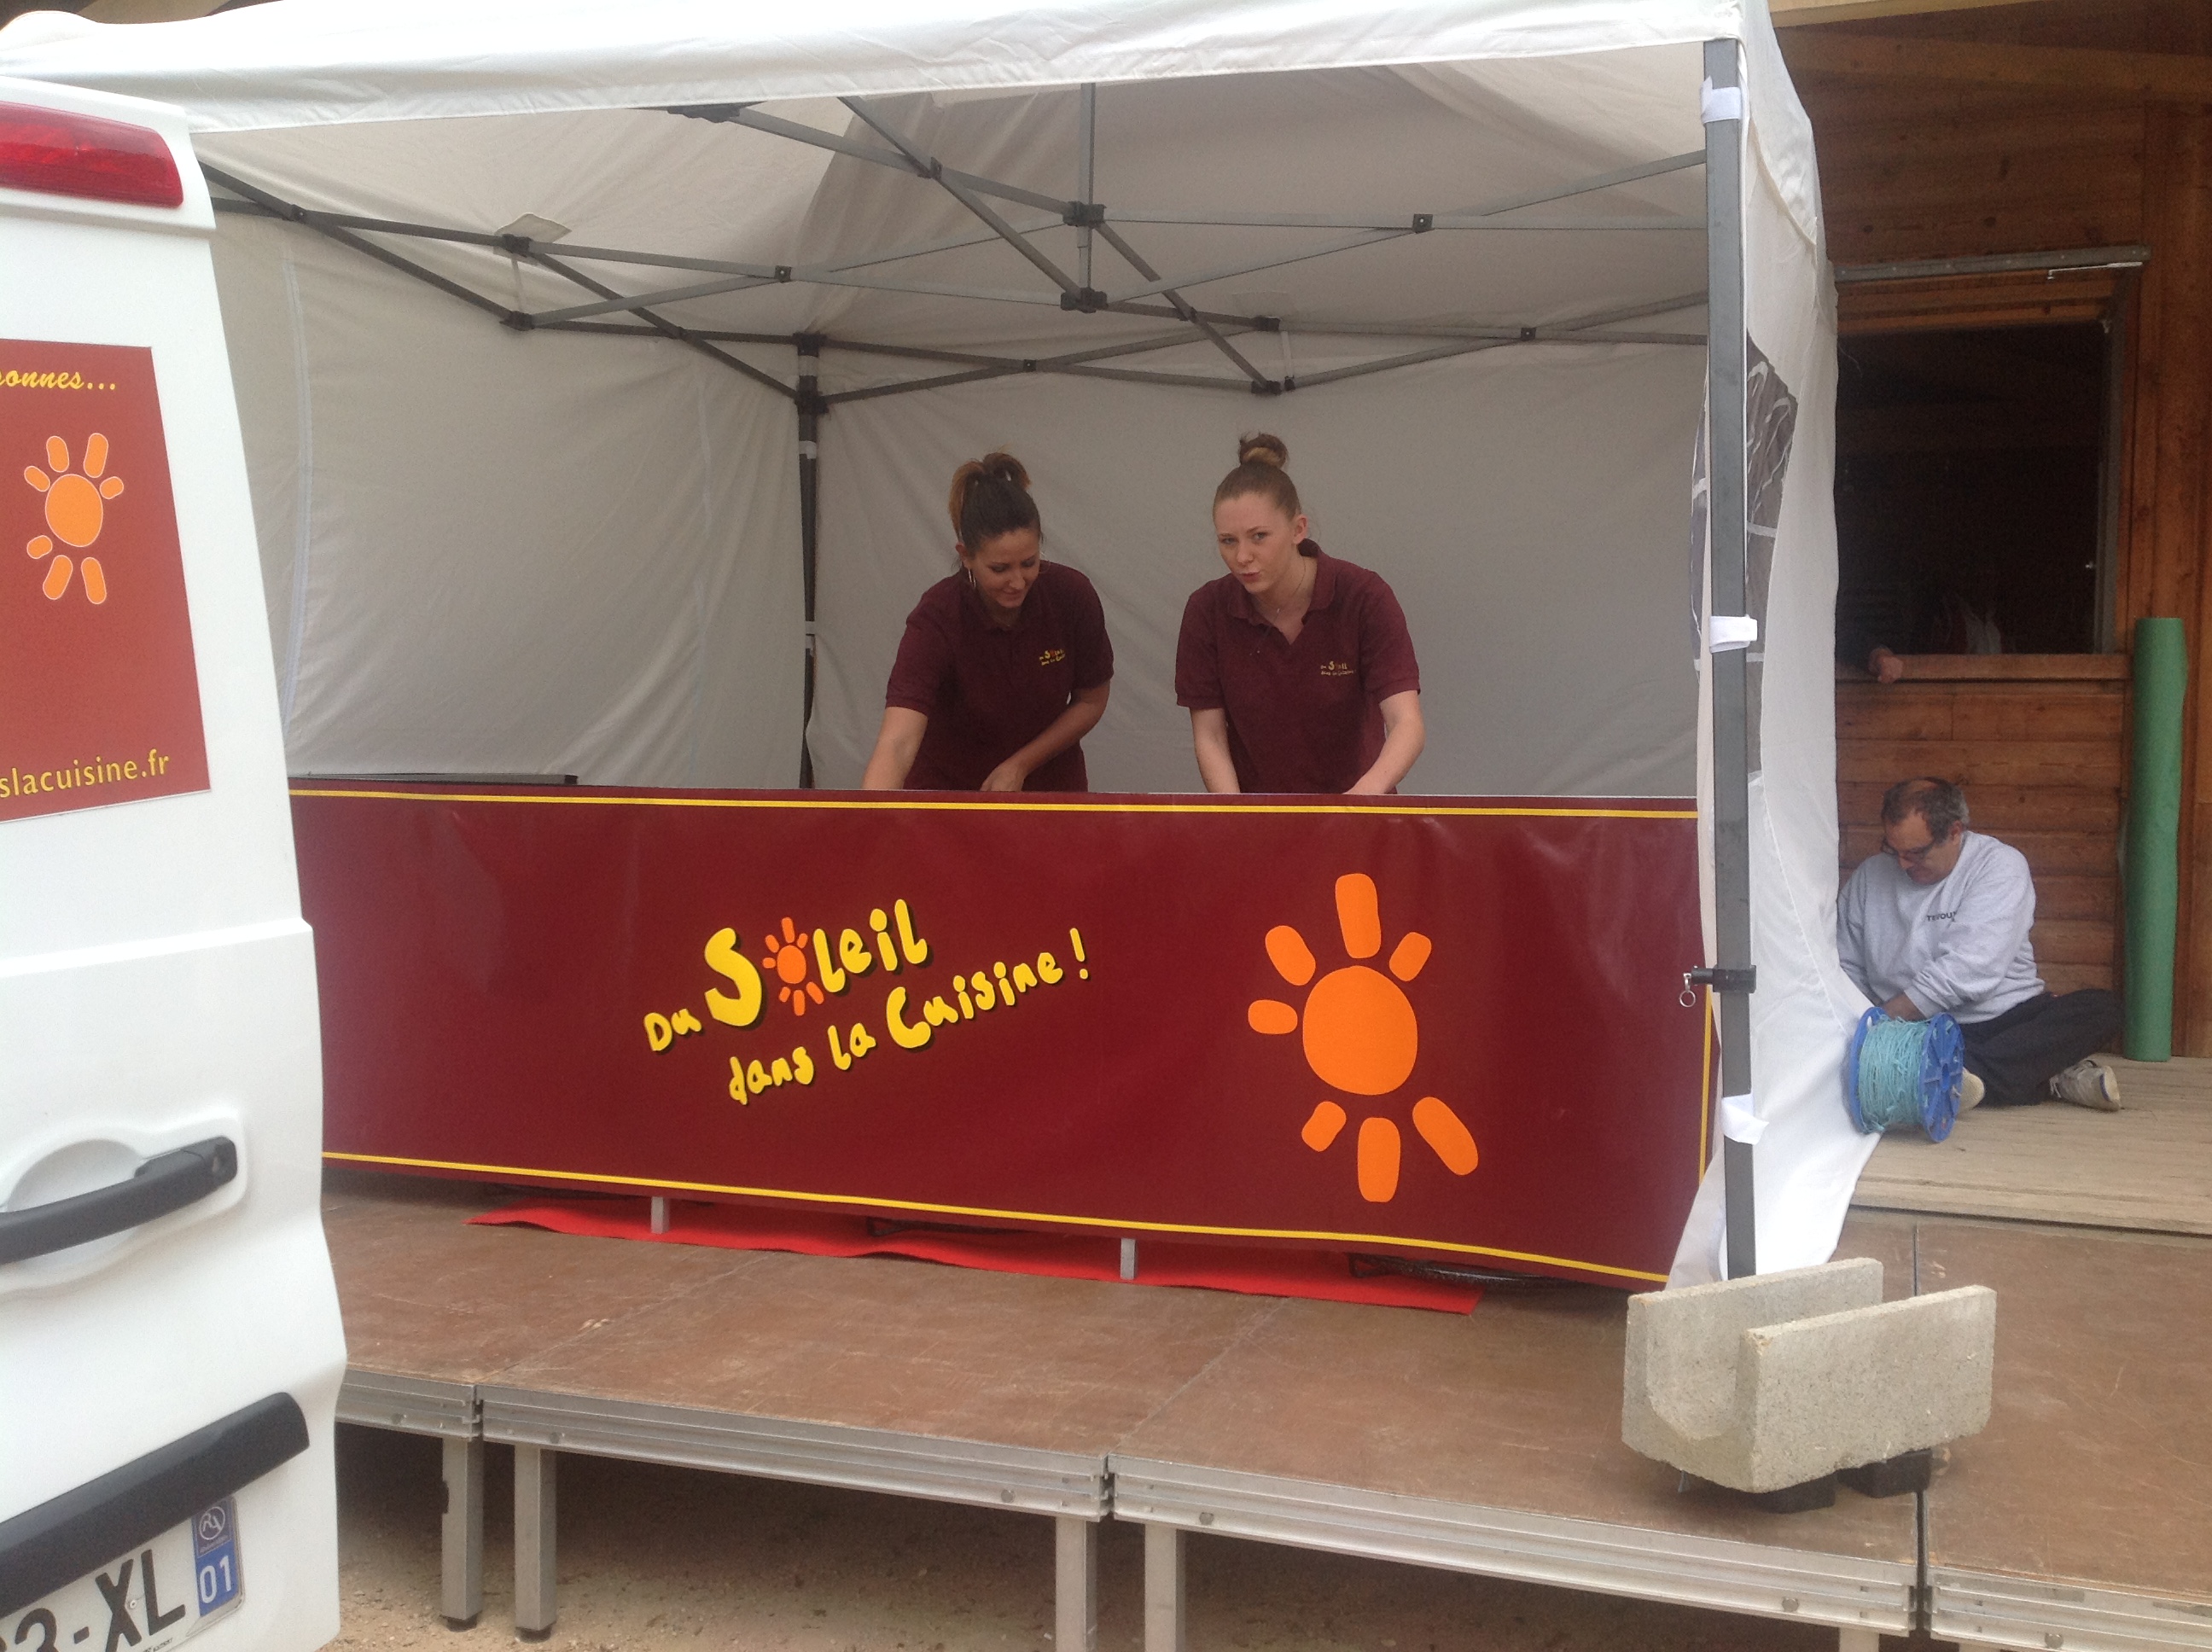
[1959,989,2123,1106]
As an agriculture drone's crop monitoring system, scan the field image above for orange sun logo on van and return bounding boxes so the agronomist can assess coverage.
[23,433,124,605]
[1248,874,1478,1203]
[761,916,826,1015]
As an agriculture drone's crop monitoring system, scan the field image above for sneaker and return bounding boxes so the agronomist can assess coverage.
[1958,1070,1985,1112]
[2048,1058,2122,1111]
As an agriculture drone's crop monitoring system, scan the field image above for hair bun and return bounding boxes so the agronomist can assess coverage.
[1237,433,1289,469]
[981,451,1031,490]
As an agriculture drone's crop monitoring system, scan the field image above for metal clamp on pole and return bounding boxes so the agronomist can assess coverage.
[1684,965,1756,995]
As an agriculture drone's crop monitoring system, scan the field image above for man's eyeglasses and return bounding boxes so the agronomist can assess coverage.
[1883,837,1944,867]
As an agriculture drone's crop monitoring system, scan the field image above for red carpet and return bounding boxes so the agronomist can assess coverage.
[472,1196,1481,1314]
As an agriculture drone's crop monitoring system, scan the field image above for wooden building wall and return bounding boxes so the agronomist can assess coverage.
[1783,1,2212,1048]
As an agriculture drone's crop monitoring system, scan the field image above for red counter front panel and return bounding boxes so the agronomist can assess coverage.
[294,785,1710,1286]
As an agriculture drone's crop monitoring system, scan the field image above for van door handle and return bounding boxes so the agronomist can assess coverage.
[0,1137,237,1265]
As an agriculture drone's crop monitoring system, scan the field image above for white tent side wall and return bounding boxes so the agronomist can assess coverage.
[210,213,805,788]
[812,350,1702,797]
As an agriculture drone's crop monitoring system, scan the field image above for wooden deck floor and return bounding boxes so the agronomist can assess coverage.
[1852,1053,2212,1234]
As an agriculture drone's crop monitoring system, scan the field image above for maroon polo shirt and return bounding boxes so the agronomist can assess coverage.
[886,560,1114,791]
[1173,544,1421,794]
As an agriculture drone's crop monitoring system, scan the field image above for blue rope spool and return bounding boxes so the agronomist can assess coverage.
[1845,1008,1965,1142]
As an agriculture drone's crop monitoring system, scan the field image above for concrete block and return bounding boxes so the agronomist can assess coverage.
[1622,1259,1995,1493]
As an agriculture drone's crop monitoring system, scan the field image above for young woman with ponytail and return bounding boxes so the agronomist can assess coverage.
[1173,433,1423,794]
[861,452,1115,792]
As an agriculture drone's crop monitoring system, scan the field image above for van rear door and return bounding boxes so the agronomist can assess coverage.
[0,78,343,1652]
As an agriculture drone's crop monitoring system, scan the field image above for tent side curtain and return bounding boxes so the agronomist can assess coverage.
[215,213,805,788]
[1668,36,1864,1286]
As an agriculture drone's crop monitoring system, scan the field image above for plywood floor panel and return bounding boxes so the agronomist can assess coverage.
[1853,1056,2212,1234]
[1105,1213,1921,1562]
[1917,1220,2212,1603]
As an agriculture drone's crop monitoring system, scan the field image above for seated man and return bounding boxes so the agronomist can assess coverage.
[1839,777,2123,1111]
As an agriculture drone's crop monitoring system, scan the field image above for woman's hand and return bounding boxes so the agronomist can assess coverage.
[980,757,1031,792]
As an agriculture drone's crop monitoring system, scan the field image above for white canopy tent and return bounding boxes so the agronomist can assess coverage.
[0,0,1877,1284]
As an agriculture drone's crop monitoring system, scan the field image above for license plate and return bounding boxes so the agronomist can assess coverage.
[9,1498,242,1652]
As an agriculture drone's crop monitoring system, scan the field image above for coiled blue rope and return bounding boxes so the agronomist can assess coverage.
[1845,1008,1965,1142]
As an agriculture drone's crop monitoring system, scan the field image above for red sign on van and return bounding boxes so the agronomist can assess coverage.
[0,340,208,823]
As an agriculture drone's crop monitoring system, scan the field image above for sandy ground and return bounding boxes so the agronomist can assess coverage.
[329,1426,1926,1652]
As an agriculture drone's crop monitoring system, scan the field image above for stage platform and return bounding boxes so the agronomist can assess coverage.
[324,1171,2212,1652]
[1854,1055,2212,1236]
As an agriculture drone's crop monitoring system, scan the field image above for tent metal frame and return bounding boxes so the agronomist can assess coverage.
[201,47,1760,1273]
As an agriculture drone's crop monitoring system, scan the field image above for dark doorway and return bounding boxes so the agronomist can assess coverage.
[1834,323,2109,665]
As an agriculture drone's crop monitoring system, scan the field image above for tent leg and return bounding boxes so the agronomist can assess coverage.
[1704,38,1757,1279]
[797,337,824,788]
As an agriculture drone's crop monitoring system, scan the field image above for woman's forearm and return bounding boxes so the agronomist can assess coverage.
[984,683,1110,791]
[860,707,929,790]
[1348,691,1423,795]
[1190,708,1241,794]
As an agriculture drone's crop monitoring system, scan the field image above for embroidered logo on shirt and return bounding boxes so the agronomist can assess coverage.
[1038,648,1068,666]
[1318,660,1354,677]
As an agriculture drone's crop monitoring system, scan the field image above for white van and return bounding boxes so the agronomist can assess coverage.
[0,79,342,1652]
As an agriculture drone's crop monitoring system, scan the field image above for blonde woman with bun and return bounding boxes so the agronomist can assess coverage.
[1173,433,1423,794]
[861,452,1114,792]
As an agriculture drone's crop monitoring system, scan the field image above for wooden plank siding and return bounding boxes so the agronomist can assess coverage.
[1784,0,2212,1044]
[1836,661,2126,996]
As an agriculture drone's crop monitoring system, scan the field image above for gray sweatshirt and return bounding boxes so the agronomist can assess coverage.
[1837,831,2044,1022]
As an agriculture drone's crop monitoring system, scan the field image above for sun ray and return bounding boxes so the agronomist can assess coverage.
[1388,932,1432,982]
[81,557,107,605]
[42,556,73,601]
[1301,1100,1347,1151]
[23,466,49,492]
[99,476,123,500]
[780,916,797,944]
[1265,924,1317,986]
[1248,999,1298,1035]
[27,536,51,560]
[44,436,67,472]
[84,433,108,478]
[1334,873,1381,959]
[1355,1116,1400,1201]
[1412,1097,1477,1174]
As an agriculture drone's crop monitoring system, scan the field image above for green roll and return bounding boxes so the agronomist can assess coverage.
[2125,617,2187,1061]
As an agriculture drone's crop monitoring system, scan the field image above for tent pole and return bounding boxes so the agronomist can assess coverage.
[1703,38,1756,1279]
[797,336,824,789]
[1079,84,1097,293]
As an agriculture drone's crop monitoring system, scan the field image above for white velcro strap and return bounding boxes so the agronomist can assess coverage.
[1708,614,1759,652]
[1719,1091,1766,1145]
[1701,80,1743,125]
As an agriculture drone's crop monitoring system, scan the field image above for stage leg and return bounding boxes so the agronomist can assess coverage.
[1143,1524,1184,1652]
[1055,1516,1098,1652]
[1835,1630,1878,1652]
[650,1196,671,1234]
[439,1435,483,1628]
[514,1444,557,1639]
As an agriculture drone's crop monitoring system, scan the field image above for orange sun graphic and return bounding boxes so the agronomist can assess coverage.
[760,916,825,1015]
[1248,873,1478,1203]
[22,433,124,604]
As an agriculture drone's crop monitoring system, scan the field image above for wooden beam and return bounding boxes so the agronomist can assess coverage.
[1784,32,2212,103]
[1772,0,2048,26]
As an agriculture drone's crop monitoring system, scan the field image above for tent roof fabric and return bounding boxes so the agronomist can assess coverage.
[0,0,1818,242]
